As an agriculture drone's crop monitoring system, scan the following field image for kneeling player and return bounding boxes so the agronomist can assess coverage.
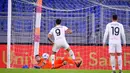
[34,53,82,69]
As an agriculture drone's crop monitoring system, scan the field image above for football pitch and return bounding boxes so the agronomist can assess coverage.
[0,69,130,73]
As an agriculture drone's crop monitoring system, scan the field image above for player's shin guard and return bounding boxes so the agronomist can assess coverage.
[118,55,122,70]
[110,55,116,71]
[69,50,75,60]
[51,55,55,65]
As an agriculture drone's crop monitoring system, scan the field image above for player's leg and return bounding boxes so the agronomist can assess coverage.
[110,53,116,73]
[116,44,122,73]
[66,48,76,60]
[109,44,116,73]
[61,41,75,60]
[117,53,122,73]
[66,48,82,67]
[51,44,60,68]
[63,56,82,67]
[53,58,67,69]
[51,52,56,67]
[63,57,75,64]
[64,42,82,67]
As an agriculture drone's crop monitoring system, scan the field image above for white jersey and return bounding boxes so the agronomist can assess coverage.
[48,25,68,42]
[103,21,126,44]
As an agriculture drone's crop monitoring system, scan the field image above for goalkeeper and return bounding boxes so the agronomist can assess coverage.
[34,53,82,69]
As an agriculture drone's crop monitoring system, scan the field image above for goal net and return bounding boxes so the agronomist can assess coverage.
[7,0,130,69]
[8,0,36,68]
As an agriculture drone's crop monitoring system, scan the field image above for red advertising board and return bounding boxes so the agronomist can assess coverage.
[0,44,130,70]
[0,45,7,68]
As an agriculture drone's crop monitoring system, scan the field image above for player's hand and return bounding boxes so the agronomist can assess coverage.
[42,62,46,66]
[51,42,54,45]
[63,61,67,65]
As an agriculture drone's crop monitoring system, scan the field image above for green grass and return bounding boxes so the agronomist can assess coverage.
[0,69,130,73]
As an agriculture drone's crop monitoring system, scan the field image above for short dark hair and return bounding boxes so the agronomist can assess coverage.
[35,54,40,57]
[112,15,118,20]
[56,19,61,24]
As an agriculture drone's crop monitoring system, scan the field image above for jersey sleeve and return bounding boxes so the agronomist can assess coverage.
[121,25,126,45]
[48,28,53,35]
[63,26,68,31]
[103,24,109,45]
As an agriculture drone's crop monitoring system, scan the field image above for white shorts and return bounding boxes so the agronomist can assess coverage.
[109,43,122,53]
[52,40,69,52]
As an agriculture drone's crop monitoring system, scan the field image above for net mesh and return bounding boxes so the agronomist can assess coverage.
[11,0,36,68]
[9,0,130,69]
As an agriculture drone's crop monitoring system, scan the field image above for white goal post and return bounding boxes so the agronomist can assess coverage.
[7,0,12,68]
[7,0,43,68]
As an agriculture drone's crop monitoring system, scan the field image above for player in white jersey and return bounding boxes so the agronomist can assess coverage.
[103,15,126,73]
[48,19,82,68]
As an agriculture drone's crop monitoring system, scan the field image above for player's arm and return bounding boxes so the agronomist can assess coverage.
[48,34,54,45]
[103,24,109,46]
[34,62,46,69]
[65,29,72,34]
[48,29,54,45]
[34,65,41,69]
[63,26,72,34]
[121,25,126,46]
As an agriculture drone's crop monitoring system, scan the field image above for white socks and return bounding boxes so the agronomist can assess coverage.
[110,55,122,71]
[110,55,116,71]
[118,55,122,70]
[69,50,75,60]
[51,55,55,65]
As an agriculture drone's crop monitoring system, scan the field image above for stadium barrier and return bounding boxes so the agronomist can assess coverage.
[0,44,130,70]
